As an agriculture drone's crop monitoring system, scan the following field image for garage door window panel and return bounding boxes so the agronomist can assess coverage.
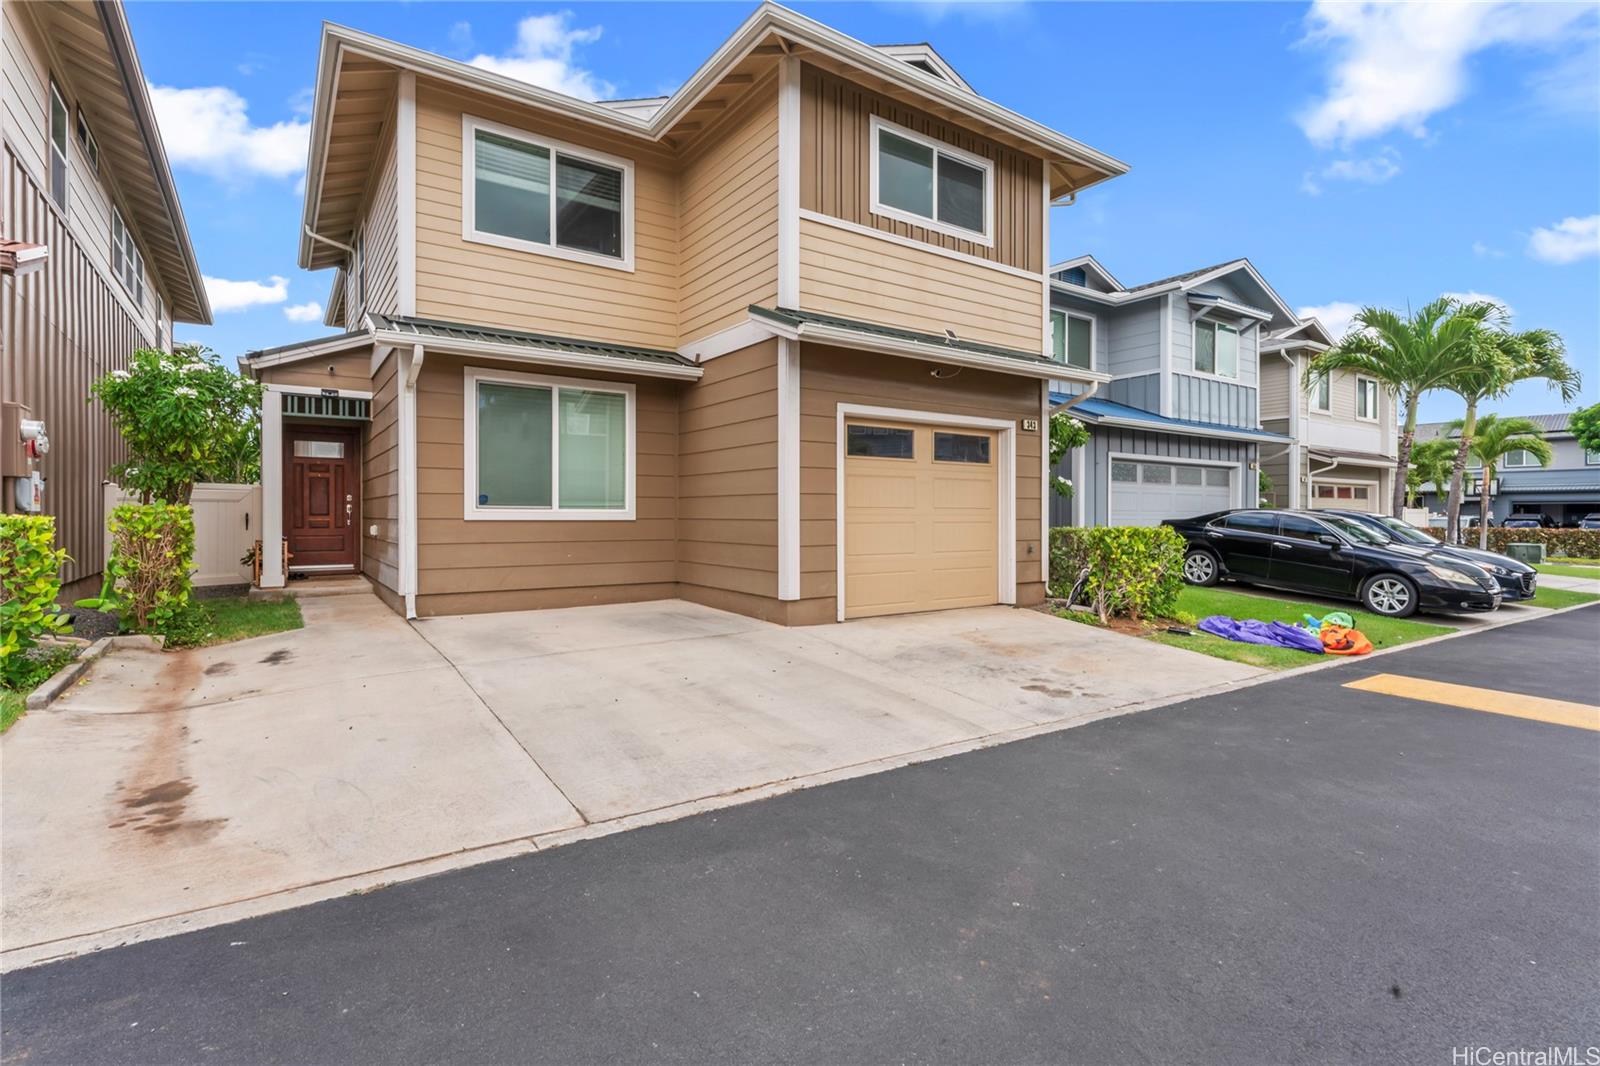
[847,425,915,459]
[934,432,990,464]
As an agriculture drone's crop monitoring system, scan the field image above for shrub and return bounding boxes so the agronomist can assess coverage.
[1049,525,1186,624]
[1413,525,1600,557]
[80,504,196,633]
[88,344,262,503]
[0,516,72,689]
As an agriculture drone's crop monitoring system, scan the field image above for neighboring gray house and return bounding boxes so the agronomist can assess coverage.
[1045,255,1294,527]
[1415,412,1600,526]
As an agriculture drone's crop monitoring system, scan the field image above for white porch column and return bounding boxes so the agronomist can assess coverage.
[259,388,285,588]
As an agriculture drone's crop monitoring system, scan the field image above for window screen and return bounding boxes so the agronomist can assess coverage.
[558,388,627,509]
[555,154,623,258]
[477,382,553,508]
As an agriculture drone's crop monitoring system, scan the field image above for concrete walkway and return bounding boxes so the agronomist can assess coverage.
[1,592,1259,969]
[1538,572,1600,595]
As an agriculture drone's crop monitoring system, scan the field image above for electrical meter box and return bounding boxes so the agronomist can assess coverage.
[1,402,39,477]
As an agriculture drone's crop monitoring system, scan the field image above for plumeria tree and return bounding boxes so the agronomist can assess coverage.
[1048,410,1090,498]
[89,345,263,504]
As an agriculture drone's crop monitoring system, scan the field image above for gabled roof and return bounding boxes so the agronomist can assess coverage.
[872,43,973,93]
[1048,254,1122,291]
[25,1,209,321]
[1048,393,1293,443]
[1263,317,1337,350]
[301,2,1128,267]
[1047,256,1298,326]
[1417,413,1576,440]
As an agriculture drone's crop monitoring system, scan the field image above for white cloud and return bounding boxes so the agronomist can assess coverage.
[1527,214,1600,264]
[1444,291,1515,319]
[149,84,310,180]
[1296,1,1595,146]
[1298,301,1363,342]
[1300,148,1401,194]
[467,12,614,100]
[1472,241,1505,259]
[283,301,324,323]
[204,275,288,313]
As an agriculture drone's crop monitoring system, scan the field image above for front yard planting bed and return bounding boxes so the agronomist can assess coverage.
[1053,585,1454,671]
[1527,586,1600,609]
[160,595,304,649]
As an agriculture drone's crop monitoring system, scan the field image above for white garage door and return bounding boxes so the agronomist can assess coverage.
[1310,481,1379,512]
[1109,459,1234,527]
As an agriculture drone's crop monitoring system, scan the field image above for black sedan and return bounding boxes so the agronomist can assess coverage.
[1318,508,1537,601]
[1163,509,1502,617]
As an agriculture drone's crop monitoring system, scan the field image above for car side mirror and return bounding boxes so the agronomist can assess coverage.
[1317,534,1341,548]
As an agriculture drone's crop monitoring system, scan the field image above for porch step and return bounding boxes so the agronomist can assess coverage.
[286,576,374,599]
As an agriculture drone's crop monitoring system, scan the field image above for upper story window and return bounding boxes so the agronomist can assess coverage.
[1310,370,1332,412]
[111,207,145,307]
[1586,449,1599,466]
[48,80,69,209]
[1356,376,1379,421]
[1193,319,1238,379]
[1502,448,1540,468]
[1050,309,1094,371]
[869,115,993,246]
[463,115,633,271]
[75,110,99,173]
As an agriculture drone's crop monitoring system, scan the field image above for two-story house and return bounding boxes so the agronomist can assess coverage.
[241,3,1128,624]
[1043,256,1295,527]
[1,0,211,599]
[1258,317,1398,513]
[1414,412,1600,526]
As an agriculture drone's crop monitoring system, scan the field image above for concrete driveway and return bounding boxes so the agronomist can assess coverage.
[1,592,1259,968]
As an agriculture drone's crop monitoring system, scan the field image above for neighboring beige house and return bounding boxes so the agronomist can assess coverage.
[1,0,210,598]
[241,3,1127,624]
[1258,318,1398,513]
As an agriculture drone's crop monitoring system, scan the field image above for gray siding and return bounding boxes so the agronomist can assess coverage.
[1102,300,1162,377]
[1171,373,1258,427]
[1105,373,1160,413]
[1051,428,1257,527]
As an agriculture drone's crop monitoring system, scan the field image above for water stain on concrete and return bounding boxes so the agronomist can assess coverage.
[204,662,234,676]
[259,649,293,666]
[111,652,227,845]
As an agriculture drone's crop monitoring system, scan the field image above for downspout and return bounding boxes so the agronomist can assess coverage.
[399,344,425,619]
[1052,382,1100,527]
[304,225,355,258]
[1277,349,1302,509]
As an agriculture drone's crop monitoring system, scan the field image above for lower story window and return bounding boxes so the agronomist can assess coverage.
[468,369,634,519]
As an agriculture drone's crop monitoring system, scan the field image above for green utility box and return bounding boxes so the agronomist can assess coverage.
[1505,542,1546,564]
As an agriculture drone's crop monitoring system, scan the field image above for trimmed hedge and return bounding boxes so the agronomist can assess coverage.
[1049,525,1186,623]
[1417,526,1600,558]
[83,504,196,633]
[0,515,72,689]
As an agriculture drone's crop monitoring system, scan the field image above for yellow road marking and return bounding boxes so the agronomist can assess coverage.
[1344,673,1600,732]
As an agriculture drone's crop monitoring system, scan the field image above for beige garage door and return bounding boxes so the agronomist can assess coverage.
[843,420,999,620]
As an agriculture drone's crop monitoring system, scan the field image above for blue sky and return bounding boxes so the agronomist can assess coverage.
[127,0,1600,424]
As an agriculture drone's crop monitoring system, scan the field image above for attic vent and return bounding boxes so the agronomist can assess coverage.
[906,58,943,79]
[1056,267,1088,286]
[282,393,371,421]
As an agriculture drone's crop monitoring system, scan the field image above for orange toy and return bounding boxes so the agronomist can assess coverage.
[1320,624,1373,656]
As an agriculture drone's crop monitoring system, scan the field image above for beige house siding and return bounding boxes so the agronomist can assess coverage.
[362,350,400,604]
[413,81,680,349]
[797,343,1046,620]
[1259,417,1293,508]
[2,149,144,599]
[798,63,1044,274]
[676,339,779,608]
[363,132,401,319]
[1258,353,1291,421]
[412,353,680,617]
[797,216,1041,352]
[677,79,779,344]
[259,349,373,393]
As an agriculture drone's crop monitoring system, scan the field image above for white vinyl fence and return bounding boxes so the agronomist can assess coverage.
[104,482,261,587]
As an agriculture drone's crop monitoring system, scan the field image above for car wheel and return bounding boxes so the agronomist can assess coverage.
[1361,574,1418,618]
[1182,549,1221,587]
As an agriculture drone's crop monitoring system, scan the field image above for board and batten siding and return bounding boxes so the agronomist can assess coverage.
[412,353,679,616]
[799,342,1046,619]
[677,79,779,344]
[798,64,1044,273]
[362,350,401,604]
[2,148,148,598]
[413,81,680,350]
[1052,428,1256,528]
[676,339,780,614]
[797,217,1042,352]
[1170,373,1258,428]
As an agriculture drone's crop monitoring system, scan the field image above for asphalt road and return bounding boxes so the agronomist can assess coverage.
[4,607,1598,1065]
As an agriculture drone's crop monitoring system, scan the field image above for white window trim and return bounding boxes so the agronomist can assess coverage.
[110,206,144,307]
[462,365,637,521]
[75,109,100,173]
[1050,308,1097,373]
[48,79,69,208]
[1502,448,1538,468]
[461,113,636,273]
[1190,318,1240,381]
[1586,449,1600,466]
[1355,376,1379,422]
[867,114,994,248]
[835,404,1016,622]
[1309,370,1332,414]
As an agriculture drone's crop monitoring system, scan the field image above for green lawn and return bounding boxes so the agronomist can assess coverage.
[1152,586,1453,670]
[1,690,24,734]
[1527,586,1600,610]
[1547,556,1600,566]
[165,596,303,649]
[1534,562,1600,579]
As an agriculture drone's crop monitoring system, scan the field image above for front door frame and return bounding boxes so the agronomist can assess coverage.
[835,403,1016,623]
[283,422,363,573]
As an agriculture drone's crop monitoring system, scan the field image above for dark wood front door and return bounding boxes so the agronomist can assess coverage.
[285,426,360,570]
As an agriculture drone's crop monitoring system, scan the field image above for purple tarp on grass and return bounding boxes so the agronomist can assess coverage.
[1197,616,1325,654]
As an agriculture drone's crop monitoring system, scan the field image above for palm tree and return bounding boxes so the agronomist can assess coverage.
[1406,438,1457,509]
[1449,414,1553,549]
[1306,298,1498,517]
[1442,323,1578,541]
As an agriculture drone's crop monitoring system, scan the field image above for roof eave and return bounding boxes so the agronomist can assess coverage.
[368,328,704,380]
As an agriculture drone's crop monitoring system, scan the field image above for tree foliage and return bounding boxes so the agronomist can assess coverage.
[89,345,263,503]
[0,516,72,689]
[1406,438,1457,508]
[1571,402,1600,455]
[1447,414,1552,549]
[1048,410,1090,498]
